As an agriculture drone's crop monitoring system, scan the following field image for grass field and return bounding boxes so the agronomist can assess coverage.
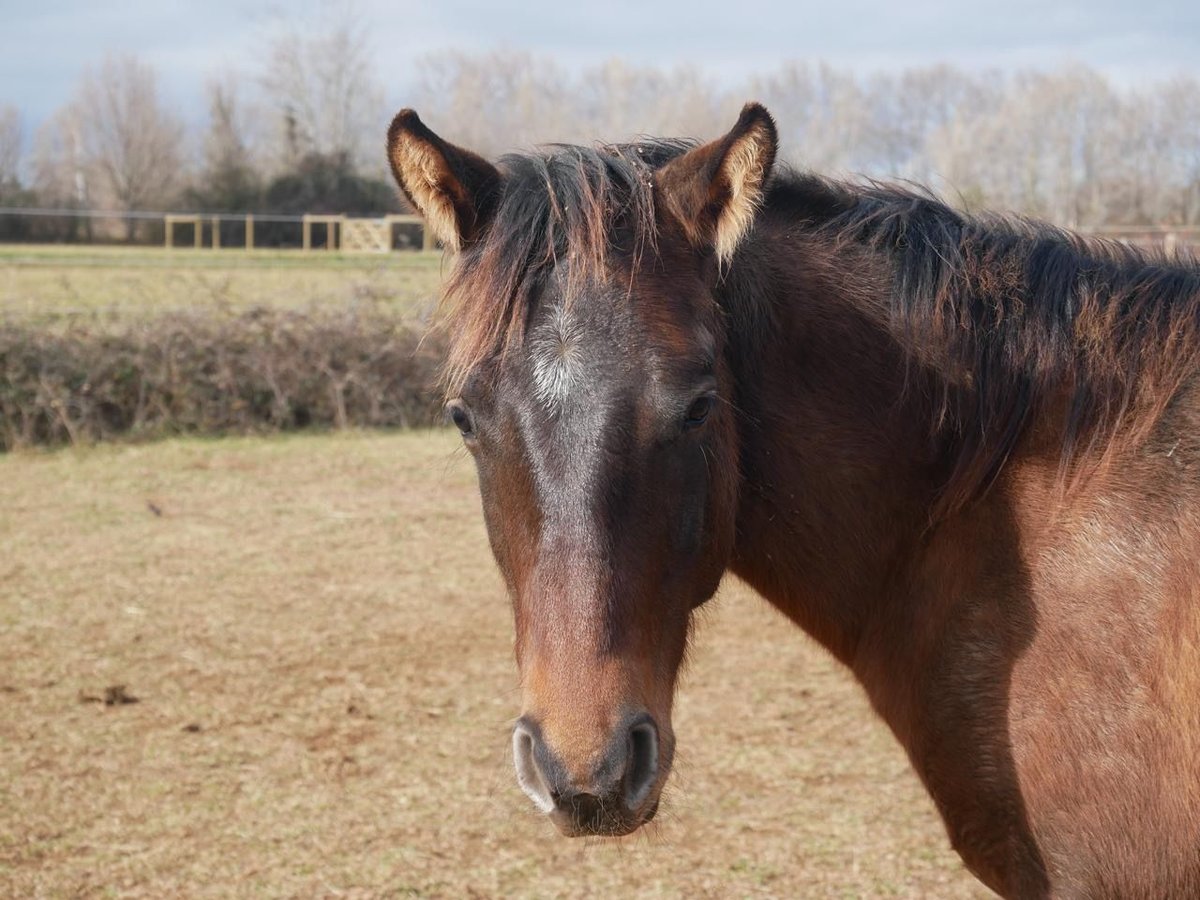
[0,245,447,320]
[0,430,988,898]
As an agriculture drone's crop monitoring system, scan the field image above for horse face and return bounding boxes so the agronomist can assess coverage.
[455,262,739,835]
[386,104,776,836]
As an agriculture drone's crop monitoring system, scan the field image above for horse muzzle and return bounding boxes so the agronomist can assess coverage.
[512,711,664,836]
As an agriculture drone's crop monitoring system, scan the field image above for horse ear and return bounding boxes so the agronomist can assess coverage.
[387,109,502,251]
[655,102,778,265]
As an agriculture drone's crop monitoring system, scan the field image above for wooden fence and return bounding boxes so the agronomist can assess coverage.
[164,213,432,253]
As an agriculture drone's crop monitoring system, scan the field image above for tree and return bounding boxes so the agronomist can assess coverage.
[1156,77,1200,225]
[263,151,397,216]
[188,79,262,212]
[409,51,732,155]
[410,50,577,157]
[860,66,1001,184]
[751,62,873,173]
[0,105,21,190]
[930,68,1119,225]
[259,6,386,174]
[28,107,90,240]
[579,58,730,144]
[69,54,184,237]
[0,105,39,239]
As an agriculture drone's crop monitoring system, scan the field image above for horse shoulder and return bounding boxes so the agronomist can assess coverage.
[999,436,1200,895]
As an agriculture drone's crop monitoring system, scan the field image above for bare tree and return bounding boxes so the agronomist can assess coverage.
[859,66,1001,184]
[751,62,876,174]
[191,78,263,209]
[0,105,22,189]
[567,57,730,144]
[29,107,91,239]
[203,80,255,174]
[65,54,184,235]
[31,107,86,206]
[259,5,386,172]
[924,68,1118,224]
[411,50,731,156]
[1157,77,1200,225]
[410,50,556,157]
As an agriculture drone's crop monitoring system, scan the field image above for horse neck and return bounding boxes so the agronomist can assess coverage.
[719,228,952,666]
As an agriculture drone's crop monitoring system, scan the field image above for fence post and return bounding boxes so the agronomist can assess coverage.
[246,214,254,250]
[212,216,220,250]
[164,215,173,249]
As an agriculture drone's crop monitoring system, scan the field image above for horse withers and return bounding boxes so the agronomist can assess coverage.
[386,104,1200,897]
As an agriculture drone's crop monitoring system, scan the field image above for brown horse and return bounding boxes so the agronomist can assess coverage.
[386,103,1200,898]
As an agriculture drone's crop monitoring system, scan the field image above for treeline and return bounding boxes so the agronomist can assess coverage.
[406,55,1200,228]
[0,14,403,243]
[1,16,1199,238]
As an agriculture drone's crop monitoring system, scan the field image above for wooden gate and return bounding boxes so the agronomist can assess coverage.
[340,218,390,254]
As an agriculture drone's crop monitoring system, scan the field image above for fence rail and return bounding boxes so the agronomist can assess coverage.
[0,208,434,253]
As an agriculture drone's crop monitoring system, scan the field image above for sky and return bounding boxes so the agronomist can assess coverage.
[3,0,1199,137]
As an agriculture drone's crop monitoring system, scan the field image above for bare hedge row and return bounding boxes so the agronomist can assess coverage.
[0,304,445,450]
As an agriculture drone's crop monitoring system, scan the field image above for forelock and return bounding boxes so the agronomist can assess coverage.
[436,138,697,395]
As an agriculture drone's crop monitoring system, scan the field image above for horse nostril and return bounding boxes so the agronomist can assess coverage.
[512,720,556,813]
[623,718,659,809]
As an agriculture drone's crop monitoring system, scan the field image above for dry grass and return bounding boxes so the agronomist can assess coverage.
[0,431,988,898]
[0,245,446,320]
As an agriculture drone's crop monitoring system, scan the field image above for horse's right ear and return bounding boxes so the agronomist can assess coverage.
[387,110,502,251]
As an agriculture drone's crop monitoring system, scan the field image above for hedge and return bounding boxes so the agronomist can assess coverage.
[0,304,445,450]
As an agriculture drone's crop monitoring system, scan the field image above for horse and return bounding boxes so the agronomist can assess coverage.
[386,103,1200,898]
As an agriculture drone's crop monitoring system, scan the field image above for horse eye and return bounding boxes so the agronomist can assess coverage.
[684,395,714,429]
[447,401,475,438]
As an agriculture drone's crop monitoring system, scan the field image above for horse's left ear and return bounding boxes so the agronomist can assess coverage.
[655,102,778,266]
[387,109,502,251]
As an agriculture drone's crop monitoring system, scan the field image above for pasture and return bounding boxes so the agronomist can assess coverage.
[0,245,445,320]
[1,430,986,897]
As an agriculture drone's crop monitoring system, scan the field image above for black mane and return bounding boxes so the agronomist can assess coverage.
[763,172,1200,508]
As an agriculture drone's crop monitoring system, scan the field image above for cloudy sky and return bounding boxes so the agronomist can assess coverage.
[4,0,1198,133]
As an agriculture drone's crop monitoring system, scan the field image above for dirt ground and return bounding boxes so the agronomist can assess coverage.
[0,431,988,898]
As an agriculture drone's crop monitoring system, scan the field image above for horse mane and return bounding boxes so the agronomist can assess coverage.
[437,138,1200,513]
[766,173,1200,511]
